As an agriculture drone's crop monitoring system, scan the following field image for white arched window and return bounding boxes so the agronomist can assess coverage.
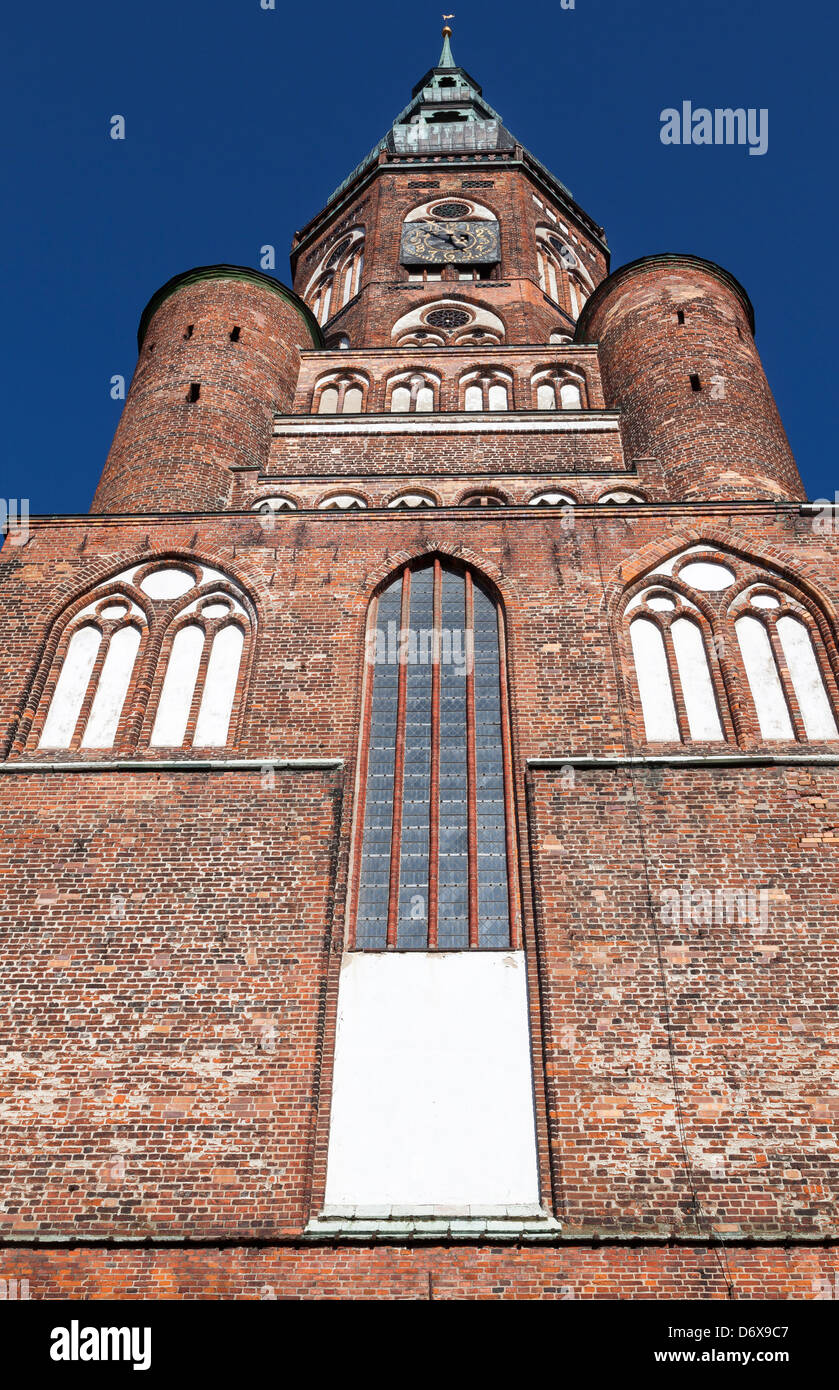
[386,372,439,414]
[599,490,646,505]
[623,548,839,748]
[32,563,253,754]
[529,491,575,509]
[149,586,249,749]
[252,496,297,514]
[38,595,146,752]
[626,587,724,744]
[461,371,512,412]
[318,493,367,510]
[314,375,367,414]
[391,301,506,347]
[732,590,839,742]
[387,492,436,509]
[533,371,585,411]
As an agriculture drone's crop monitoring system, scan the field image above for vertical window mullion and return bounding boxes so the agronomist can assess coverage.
[182,624,213,750]
[348,595,379,949]
[427,559,442,948]
[464,571,479,948]
[661,622,690,743]
[68,629,110,751]
[386,568,412,947]
[496,604,519,949]
[767,617,806,740]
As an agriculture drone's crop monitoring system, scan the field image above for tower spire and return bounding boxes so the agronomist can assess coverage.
[438,16,456,68]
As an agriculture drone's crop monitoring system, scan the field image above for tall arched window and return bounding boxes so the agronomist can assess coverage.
[29,562,253,754]
[352,559,516,950]
[731,589,839,742]
[535,229,593,320]
[305,230,365,325]
[38,596,148,751]
[623,547,839,746]
[326,559,538,1216]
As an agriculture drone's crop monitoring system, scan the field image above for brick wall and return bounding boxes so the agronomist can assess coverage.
[1,1244,834,1299]
[92,272,320,515]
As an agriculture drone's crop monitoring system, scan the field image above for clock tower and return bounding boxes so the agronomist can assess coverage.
[289,24,609,351]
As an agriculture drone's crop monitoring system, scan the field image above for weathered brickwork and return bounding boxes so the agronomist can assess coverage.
[579,258,804,503]
[92,272,321,515]
[1,31,836,1298]
[0,1245,833,1300]
[291,166,608,351]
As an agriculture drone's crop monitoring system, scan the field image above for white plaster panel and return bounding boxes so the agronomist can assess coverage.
[150,625,204,747]
[39,625,101,749]
[630,617,680,741]
[324,951,540,1210]
[678,561,735,591]
[776,615,838,740]
[193,625,244,747]
[735,615,794,740]
[81,624,141,748]
[671,618,723,741]
[140,568,196,600]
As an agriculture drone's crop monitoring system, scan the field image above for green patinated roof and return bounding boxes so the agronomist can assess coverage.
[323,31,575,211]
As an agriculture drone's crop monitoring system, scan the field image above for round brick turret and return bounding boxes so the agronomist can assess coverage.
[92,266,322,513]
[576,254,805,502]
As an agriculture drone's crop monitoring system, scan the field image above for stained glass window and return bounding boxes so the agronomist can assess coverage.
[353,560,515,950]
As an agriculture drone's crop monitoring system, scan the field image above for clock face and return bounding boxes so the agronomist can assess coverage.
[401,219,501,266]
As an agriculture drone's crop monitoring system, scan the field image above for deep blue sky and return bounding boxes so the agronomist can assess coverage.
[2,0,835,513]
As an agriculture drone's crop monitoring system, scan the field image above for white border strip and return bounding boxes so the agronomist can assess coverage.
[273,411,621,439]
[0,758,343,774]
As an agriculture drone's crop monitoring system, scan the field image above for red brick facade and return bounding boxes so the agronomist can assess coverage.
[1,32,836,1300]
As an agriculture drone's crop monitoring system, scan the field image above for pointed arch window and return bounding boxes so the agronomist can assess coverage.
[38,597,147,751]
[535,229,593,320]
[623,549,839,747]
[306,230,365,324]
[731,590,839,742]
[29,563,254,755]
[626,589,724,743]
[351,559,517,950]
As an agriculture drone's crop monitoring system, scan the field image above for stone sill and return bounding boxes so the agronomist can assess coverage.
[305,1206,562,1241]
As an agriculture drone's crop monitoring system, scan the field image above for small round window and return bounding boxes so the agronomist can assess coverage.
[430,201,472,219]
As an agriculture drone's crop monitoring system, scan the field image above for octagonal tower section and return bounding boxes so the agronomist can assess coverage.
[92,266,322,513]
[576,254,805,502]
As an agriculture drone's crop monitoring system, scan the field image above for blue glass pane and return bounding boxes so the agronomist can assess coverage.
[437,569,469,949]
[355,565,510,951]
[472,582,511,948]
[397,566,434,948]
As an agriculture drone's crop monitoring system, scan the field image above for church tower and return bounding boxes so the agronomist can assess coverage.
[1,26,837,1300]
